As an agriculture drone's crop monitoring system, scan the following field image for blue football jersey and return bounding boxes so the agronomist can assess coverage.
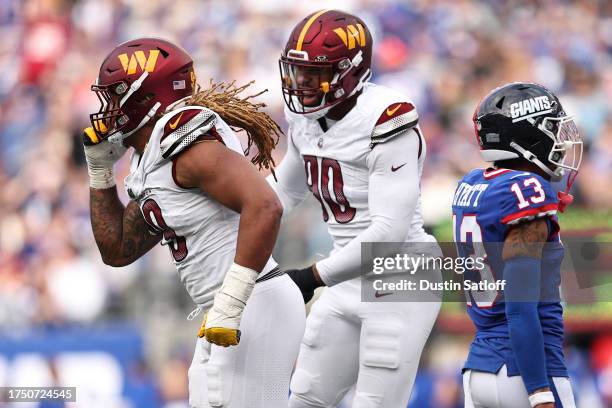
[452,167,568,378]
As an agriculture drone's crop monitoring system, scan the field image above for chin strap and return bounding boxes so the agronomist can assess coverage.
[120,71,149,107]
[557,168,578,213]
[509,142,557,178]
[108,102,161,145]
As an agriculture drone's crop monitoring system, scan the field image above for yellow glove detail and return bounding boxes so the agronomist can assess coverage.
[197,313,241,347]
[83,126,100,145]
[204,326,241,347]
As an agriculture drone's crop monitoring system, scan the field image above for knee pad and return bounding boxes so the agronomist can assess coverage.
[352,391,384,408]
[302,305,326,348]
[289,369,335,408]
[362,322,401,370]
[290,368,313,398]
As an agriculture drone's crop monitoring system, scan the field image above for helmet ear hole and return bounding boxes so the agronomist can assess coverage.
[137,93,155,105]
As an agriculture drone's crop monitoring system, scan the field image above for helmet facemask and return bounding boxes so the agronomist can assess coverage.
[280,58,333,113]
[538,114,583,211]
[90,80,130,141]
[509,113,582,184]
[540,115,583,182]
[90,71,161,145]
[279,49,368,118]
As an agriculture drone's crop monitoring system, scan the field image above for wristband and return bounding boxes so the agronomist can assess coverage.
[204,262,258,333]
[528,391,554,407]
[87,165,116,189]
[220,262,259,304]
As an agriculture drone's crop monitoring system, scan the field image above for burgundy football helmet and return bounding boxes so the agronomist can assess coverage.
[279,9,373,118]
[90,37,196,144]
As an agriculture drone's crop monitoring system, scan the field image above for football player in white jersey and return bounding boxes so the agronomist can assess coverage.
[83,38,305,408]
[269,10,441,408]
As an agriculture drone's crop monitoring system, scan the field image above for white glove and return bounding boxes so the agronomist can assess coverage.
[200,263,258,347]
[83,126,127,189]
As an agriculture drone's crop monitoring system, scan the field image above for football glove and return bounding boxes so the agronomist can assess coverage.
[200,263,258,347]
[286,265,324,304]
[83,123,127,189]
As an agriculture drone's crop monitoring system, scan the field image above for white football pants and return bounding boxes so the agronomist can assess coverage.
[188,274,306,408]
[463,365,576,408]
[288,281,440,408]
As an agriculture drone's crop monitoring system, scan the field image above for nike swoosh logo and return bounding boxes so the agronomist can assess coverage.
[391,163,407,172]
[375,291,393,298]
[168,112,184,130]
[386,104,402,116]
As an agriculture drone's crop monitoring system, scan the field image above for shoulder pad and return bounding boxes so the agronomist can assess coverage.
[160,108,217,159]
[486,171,559,226]
[371,102,418,146]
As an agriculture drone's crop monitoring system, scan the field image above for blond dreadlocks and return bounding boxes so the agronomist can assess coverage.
[188,80,282,173]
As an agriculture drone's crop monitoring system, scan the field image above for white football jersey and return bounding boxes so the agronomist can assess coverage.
[286,83,433,253]
[125,105,277,307]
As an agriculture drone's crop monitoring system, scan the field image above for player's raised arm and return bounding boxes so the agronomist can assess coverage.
[174,140,283,272]
[84,127,161,267]
[503,218,554,407]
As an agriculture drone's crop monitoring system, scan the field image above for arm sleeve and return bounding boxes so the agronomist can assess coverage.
[504,256,550,394]
[266,132,309,217]
[315,129,421,285]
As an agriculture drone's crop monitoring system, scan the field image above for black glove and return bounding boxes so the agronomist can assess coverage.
[286,265,324,304]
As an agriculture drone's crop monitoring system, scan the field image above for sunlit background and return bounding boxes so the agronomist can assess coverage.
[0,0,611,407]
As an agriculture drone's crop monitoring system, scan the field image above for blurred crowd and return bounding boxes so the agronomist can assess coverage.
[0,0,610,406]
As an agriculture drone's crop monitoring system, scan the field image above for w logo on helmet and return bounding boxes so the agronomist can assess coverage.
[333,24,367,50]
[117,50,160,75]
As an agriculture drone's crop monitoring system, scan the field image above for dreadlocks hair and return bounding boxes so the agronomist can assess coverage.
[187,79,282,173]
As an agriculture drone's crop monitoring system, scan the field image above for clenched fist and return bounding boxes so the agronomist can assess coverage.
[198,263,258,347]
[83,123,127,189]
